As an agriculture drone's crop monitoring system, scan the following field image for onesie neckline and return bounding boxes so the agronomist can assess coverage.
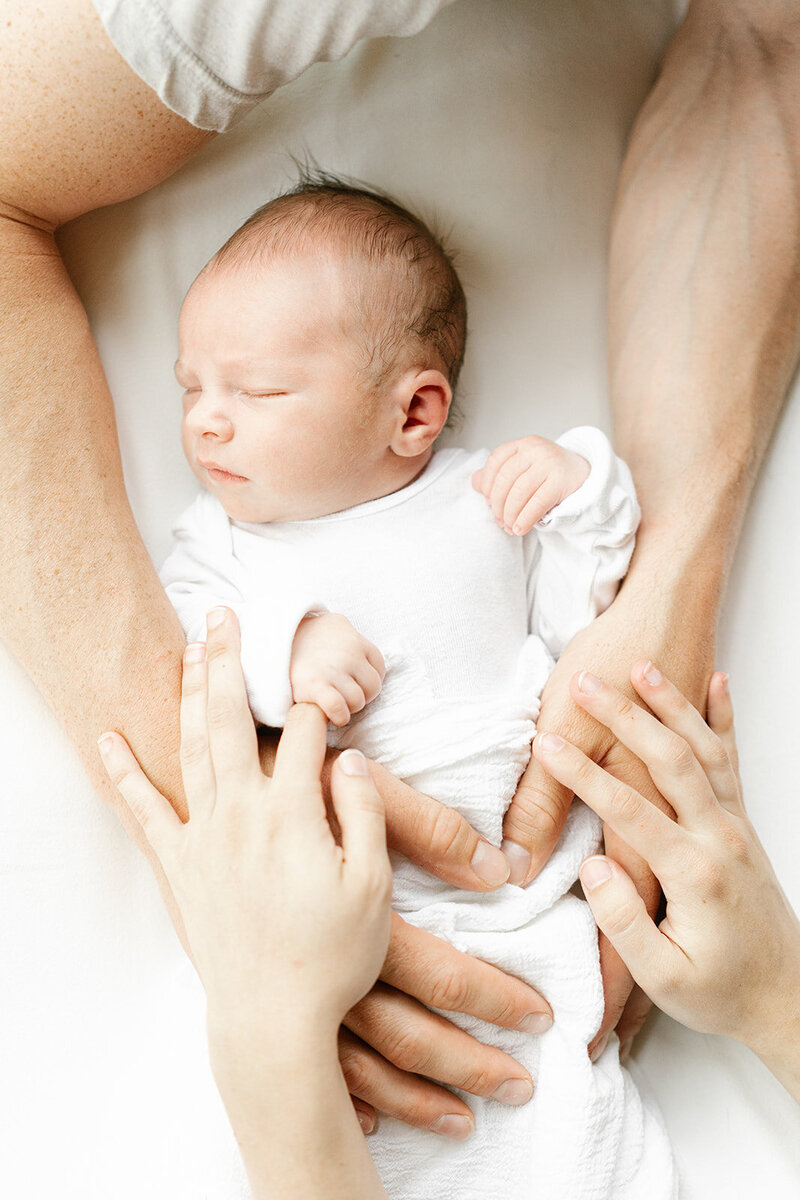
[237,447,465,531]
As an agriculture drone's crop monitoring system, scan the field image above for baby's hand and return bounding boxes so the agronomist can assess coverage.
[472,436,590,535]
[290,613,386,727]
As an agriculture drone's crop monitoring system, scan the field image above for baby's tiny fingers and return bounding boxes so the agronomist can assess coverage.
[476,443,519,498]
[98,732,182,861]
[355,662,384,704]
[365,642,386,680]
[501,468,542,532]
[314,684,352,728]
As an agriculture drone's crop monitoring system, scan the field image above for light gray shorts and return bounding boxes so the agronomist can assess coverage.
[91,0,457,132]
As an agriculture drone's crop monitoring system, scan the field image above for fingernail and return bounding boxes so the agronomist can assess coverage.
[501,839,531,886]
[512,523,523,535]
[471,840,511,887]
[619,1037,634,1065]
[580,857,613,891]
[590,1033,609,1063]
[516,1011,553,1034]
[537,732,565,753]
[491,1078,533,1106]
[97,734,115,756]
[717,672,729,693]
[577,671,602,695]
[339,749,369,776]
[642,661,662,687]
[357,1110,375,1135]
[184,642,206,664]
[430,1114,474,1140]
[207,607,227,631]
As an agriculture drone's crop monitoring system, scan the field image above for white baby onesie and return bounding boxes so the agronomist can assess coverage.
[161,425,676,1200]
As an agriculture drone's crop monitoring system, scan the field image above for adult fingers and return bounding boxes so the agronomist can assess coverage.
[332,750,392,880]
[531,733,682,877]
[614,984,653,1063]
[569,669,717,828]
[178,642,215,817]
[272,701,329,798]
[705,671,743,791]
[368,759,510,891]
[579,856,676,1001]
[98,731,182,865]
[350,1095,377,1137]
[501,749,575,886]
[345,983,534,1107]
[338,1028,475,1140]
[629,661,741,812]
[588,819,660,1055]
[381,912,553,1032]
[204,608,260,790]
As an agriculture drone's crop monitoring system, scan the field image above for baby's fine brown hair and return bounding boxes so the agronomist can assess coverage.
[208,170,468,398]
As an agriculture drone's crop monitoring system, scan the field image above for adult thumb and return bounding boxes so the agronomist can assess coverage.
[502,749,573,886]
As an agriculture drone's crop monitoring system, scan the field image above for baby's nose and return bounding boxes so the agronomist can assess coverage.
[184,395,234,440]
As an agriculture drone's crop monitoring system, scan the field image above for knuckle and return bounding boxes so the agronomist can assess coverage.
[206,695,240,729]
[338,1046,375,1096]
[180,734,208,769]
[611,694,637,723]
[458,1064,497,1097]
[607,782,642,824]
[381,1025,429,1074]
[510,785,564,841]
[427,803,471,861]
[425,965,473,1015]
[665,734,694,774]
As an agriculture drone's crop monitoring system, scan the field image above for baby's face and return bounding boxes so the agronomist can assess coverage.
[176,256,393,523]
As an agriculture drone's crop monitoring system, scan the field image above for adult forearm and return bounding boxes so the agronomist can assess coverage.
[0,215,191,924]
[209,1021,388,1200]
[610,0,800,618]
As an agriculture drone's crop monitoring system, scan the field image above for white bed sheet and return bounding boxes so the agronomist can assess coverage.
[2,0,799,1195]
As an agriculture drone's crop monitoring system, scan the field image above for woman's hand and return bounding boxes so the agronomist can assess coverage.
[532,661,800,1100]
[98,606,393,1042]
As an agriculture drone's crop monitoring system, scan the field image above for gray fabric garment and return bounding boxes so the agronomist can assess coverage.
[90,0,459,130]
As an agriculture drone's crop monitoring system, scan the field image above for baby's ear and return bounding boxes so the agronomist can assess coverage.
[390,369,452,457]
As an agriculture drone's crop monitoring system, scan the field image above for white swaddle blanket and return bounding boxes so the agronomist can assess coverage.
[162,427,676,1198]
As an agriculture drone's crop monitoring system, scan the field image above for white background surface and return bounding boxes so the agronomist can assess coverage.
[2,0,799,1195]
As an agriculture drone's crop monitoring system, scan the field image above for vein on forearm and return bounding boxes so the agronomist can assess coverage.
[609,2,800,605]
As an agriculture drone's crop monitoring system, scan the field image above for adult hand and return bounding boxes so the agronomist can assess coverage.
[98,606,393,1045]
[256,732,553,1139]
[500,591,713,1057]
[532,661,800,1102]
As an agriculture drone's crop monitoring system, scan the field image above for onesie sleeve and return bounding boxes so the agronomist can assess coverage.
[159,493,328,727]
[523,426,640,659]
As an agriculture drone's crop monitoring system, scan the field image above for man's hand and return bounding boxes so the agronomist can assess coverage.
[290,612,385,727]
[500,590,713,1056]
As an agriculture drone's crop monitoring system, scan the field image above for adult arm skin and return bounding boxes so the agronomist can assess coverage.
[0,0,549,1137]
[501,0,800,1053]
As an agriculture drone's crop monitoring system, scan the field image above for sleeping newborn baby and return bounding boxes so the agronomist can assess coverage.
[161,179,675,1199]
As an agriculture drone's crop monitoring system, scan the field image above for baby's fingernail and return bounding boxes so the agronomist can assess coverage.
[537,732,565,753]
[577,671,602,695]
[207,607,227,631]
[512,523,524,535]
[184,642,206,664]
[339,749,369,776]
[430,1114,474,1140]
[97,734,115,757]
[501,839,531,886]
[642,661,662,687]
[491,1078,533,1106]
[471,840,510,887]
[580,857,613,891]
[517,1011,553,1034]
